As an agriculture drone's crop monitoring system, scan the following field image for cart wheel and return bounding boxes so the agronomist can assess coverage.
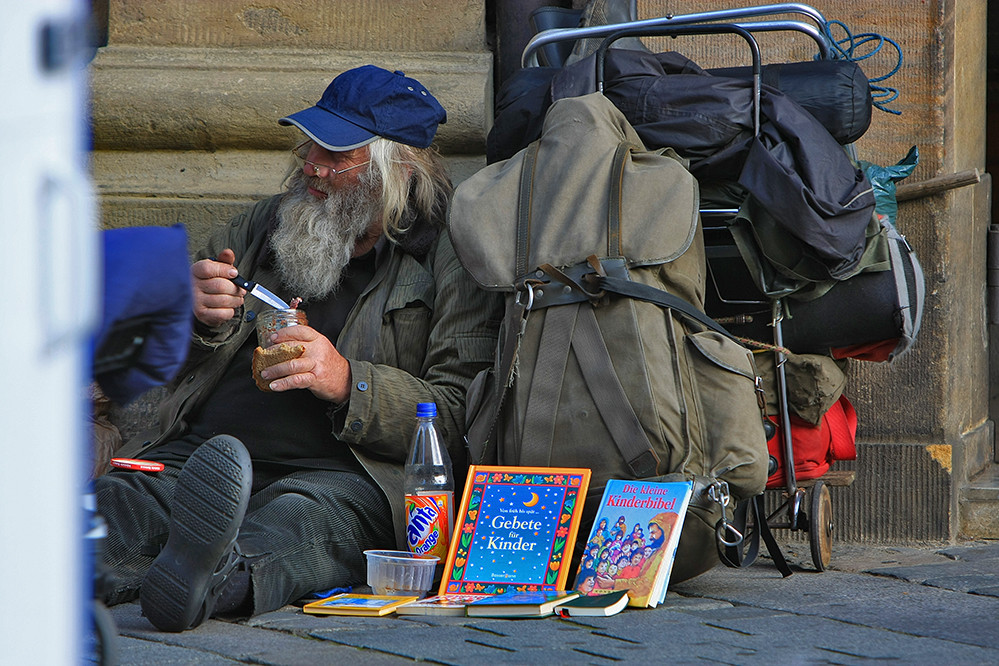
[809,481,833,571]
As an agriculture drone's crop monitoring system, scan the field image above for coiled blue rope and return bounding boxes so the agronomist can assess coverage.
[822,19,903,115]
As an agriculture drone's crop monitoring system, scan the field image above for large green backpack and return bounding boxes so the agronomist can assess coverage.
[449,93,769,582]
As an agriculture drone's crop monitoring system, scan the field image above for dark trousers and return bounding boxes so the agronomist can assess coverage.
[96,464,394,615]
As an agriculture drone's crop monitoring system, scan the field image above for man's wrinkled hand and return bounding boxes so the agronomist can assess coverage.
[192,248,244,328]
[259,325,352,403]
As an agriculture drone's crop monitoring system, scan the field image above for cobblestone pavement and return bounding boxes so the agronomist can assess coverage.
[93,540,999,665]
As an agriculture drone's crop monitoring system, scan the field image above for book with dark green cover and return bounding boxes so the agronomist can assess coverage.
[555,589,629,617]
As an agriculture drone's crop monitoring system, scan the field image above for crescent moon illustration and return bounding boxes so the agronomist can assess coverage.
[523,492,539,507]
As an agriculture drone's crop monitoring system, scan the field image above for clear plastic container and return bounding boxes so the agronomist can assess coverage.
[255,308,307,348]
[363,550,439,598]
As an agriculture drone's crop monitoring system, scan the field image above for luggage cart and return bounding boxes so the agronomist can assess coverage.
[521,3,862,572]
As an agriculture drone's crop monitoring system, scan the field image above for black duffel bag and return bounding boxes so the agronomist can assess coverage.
[708,218,924,362]
[488,48,873,163]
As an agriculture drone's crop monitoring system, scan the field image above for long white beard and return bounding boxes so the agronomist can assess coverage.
[272,169,382,301]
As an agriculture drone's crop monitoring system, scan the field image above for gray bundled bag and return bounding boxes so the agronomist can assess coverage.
[449,93,769,583]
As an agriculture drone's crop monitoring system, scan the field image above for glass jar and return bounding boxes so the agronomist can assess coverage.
[256,308,307,348]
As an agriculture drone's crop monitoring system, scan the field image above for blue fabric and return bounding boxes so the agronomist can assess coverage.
[306,585,353,600]
[94,225,193,404]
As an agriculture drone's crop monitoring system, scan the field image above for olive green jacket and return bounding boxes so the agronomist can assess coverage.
[125,194,502,549]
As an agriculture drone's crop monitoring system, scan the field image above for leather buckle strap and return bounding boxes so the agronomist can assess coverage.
[717,494,793,578]
[526,257,630,310]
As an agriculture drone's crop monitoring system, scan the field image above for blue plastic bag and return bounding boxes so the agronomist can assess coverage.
[858,145,919,227]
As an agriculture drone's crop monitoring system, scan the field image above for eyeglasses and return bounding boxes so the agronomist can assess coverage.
[291,140,370,177]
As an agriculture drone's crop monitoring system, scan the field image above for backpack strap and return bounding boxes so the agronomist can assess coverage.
[597,274,734,337]
[520,303,578,464]
[571,305,660,477]
[466,293,529,464]
[718,495,794,577]
[607,143,629,257]
[515,141,540,278]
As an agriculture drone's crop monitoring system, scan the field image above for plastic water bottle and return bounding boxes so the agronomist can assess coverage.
[404,402,454,560]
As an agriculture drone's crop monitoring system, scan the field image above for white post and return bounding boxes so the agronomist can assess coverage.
[0,0,98,662]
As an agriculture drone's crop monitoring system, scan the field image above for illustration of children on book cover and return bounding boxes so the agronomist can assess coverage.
[573,479,691,607]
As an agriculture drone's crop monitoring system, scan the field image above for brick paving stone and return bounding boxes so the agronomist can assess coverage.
[88,542,999,665]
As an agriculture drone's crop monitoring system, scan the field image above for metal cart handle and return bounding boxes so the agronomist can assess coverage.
[522,2,831,67]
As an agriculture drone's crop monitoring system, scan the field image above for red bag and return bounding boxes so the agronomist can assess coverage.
[766,395,857,489]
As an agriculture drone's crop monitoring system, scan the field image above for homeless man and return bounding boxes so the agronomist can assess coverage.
[94,65,502,632]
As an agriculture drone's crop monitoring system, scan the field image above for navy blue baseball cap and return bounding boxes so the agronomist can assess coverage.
[279,65,447,151]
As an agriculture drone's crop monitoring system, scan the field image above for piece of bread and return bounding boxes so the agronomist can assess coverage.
[252,342,305,391]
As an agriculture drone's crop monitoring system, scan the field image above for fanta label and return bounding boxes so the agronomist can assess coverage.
[405,492,453,559]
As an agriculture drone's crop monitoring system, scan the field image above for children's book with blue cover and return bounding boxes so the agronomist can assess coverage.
[439,465,591,596]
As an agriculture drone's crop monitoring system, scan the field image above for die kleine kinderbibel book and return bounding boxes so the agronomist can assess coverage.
[572,478,692,608]
[439,465,591,596]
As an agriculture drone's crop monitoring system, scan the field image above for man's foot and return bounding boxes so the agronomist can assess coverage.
[140,435,252,632]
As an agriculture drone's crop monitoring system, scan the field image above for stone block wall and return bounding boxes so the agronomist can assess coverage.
[91,0,492,250]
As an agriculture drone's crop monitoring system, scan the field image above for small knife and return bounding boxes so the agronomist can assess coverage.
[231,275,290,310]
